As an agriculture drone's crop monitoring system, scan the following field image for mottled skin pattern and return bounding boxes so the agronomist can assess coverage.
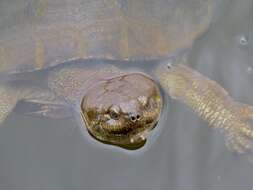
[158,63,253,154]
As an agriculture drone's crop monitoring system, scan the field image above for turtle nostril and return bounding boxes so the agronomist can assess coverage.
[131,116,136,121]
[130,114,141,122]
[167,63,172,69]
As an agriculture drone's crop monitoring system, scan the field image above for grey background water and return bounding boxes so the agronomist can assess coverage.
[1,0,253,190]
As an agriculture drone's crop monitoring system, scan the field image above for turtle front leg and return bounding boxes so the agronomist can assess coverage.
[157,63,253,155]
[0,83,68,124]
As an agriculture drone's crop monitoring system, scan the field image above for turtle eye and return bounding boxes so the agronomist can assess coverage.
[109,106,120,120]
[167,63,172,69]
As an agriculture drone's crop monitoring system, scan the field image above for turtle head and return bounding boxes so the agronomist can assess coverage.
[81,73,162,149]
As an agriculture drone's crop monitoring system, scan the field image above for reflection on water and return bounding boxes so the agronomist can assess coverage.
[1,0,253,190]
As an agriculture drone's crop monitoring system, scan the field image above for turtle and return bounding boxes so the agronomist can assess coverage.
[0,0,215,150]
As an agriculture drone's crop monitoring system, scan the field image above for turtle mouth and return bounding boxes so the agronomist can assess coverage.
[84,117,159,150]
[80,106,161,150]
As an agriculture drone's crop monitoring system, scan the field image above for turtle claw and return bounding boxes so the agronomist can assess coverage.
[224,103,253,154]
[0,85,18,124]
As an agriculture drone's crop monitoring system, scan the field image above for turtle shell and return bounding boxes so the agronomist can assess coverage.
[0,0,214,74]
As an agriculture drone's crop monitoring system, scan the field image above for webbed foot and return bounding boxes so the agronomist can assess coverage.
[225,103,253,154]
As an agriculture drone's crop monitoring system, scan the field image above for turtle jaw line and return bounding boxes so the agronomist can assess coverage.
[80,101,162,149]
[90,121,156,149]
[80,109,158,149]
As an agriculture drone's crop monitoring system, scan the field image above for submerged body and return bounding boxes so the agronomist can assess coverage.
[0,59,162,149]
[0,0,214,74]
[0,0,216,149]
[158,63,253,154]
[1,57,253,153]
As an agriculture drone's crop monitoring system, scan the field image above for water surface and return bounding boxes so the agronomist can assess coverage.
[1,0,253,190]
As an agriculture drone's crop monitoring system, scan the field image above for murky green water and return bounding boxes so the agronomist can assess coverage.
[1,0,253,190]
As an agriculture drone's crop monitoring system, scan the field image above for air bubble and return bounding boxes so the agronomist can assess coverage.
[247,67,253,74]
[237,34,249,49]
[167,63,172,69]
[240,36,248,45]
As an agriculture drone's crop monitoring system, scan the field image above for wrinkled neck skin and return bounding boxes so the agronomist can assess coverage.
[47,63,124,109]
[47,58,159,109]
[74,75,120,106]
